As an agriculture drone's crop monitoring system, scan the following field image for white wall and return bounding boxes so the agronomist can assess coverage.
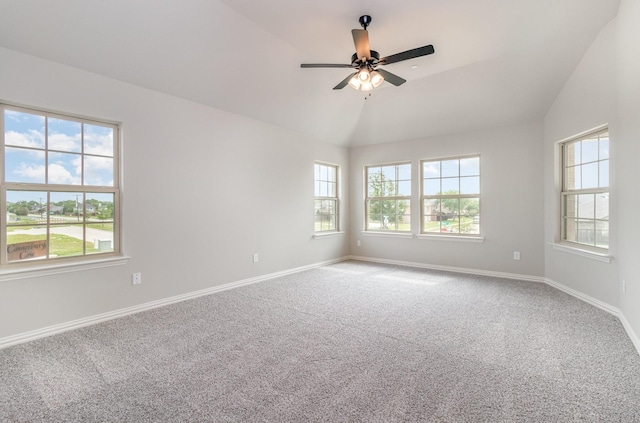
[0,47,349,340]
[545,0,640,349]
[543,19,618,307]
[349,122,545,277]
[616,0,640,342]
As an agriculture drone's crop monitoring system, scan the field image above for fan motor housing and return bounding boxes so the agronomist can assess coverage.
[351,50,380,67]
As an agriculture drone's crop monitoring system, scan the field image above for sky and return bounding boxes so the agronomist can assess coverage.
[3,108,116,205]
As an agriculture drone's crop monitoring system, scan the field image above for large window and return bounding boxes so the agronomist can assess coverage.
[1,104,120,266]
[421,155,480,235]
[365,163,411,232]
[314,162,338,232]
[561,128,609,250]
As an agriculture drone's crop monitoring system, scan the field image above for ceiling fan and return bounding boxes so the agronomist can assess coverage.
[300,15,435,91]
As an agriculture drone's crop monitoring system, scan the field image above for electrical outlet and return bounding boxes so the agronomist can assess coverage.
[357,240,361,247]
[253,253,259,263]
[132,272,142,285]
[622,280,627,294]
[513,251,521,260]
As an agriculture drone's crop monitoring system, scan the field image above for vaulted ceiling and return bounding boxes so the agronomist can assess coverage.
[0,0,619,146]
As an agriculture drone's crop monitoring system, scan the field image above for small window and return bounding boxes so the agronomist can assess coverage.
[314,162,338,232]
[561,128,609,250]
[365,163,411,232]
[2,104,120,266]
[421,155,480,235]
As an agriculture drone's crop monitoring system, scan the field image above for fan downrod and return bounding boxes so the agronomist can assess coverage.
[359,15,372,30]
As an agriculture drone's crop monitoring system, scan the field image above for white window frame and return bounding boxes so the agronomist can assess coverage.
[1,103,121,269]
[560,127,609,252]
[314,162,339,233]
[420,155,481,236]
[364,162,412,233]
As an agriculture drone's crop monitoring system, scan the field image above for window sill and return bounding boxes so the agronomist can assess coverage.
[416,234,485,243]
[550,243,611,263]
[313,231,345,239]
[0,255,131,282]
[361,231,413,239]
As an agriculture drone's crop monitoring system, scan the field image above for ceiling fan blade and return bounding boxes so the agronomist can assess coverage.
[301,63,353,68]
[376,68,406,86]
[352,29,371,60]
[379,45,435,65]
[333,72,357,90]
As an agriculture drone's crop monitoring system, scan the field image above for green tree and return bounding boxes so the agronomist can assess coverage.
[97,203,113,223]
[440,191,479,217]
[368,172,407,228]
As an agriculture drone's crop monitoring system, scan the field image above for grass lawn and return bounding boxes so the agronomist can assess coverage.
[7,234,99,257]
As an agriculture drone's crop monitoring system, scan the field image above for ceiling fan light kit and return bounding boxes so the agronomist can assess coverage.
[300,15,435,92]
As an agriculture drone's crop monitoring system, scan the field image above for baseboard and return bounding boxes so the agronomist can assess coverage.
[0,256,350,350]
[347,255,546,283]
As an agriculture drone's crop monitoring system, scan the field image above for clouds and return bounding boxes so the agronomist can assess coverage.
[5,110,115,186]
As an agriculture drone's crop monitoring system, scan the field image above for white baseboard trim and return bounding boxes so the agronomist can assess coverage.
[0,257,349,350]
[347,255,546,283]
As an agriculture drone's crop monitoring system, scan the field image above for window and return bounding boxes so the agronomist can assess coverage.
[561,128,609,250]
[2,104,120,266]
[314,162,338,232]
[421,155,480,235]
[365,163,411,232]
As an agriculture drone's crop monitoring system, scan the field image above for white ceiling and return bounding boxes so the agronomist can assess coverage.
[0,0,619,146]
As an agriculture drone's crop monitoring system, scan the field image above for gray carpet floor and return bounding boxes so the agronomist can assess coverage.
[1,260,640,422]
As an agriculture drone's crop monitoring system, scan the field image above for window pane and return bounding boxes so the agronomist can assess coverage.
[367,168,382,196]
[327,166,336,183]
[564,218,578,243]
[398,164,411,180]
[7,225,47,262]
[442,160,459,177]
[4,110,45,149]
[327,181,336,197]
[397,180,411,196]
[565,166,581,190]
[423,162,440,178]
[582,138,598,163]
[6,190,48,225]
[441,198,459,215]
[577,219,596,245]
[460,157,479,176]
[5,147,46,183]
[445,215,460,233]
[423,179,440,195]
[381,166,395,181]
[581,162,598,189]
[599,136,609,160]
[595,220,609,249]
[564,194,578,219]
[441,177,459,194]
[595,193,609,220]
[578,194,594,219]
[48,117,81,153]
[395,199,410,231]
[49,224,88,257]
[49,152,82,185]
[461,198,480,218]
[423,199,441,233]
[84,124,113,157]
[599,160,609,188]
[566,142,581,166]
[84,156,114,186]
[460,176,480,195]
[367,199,383,230]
